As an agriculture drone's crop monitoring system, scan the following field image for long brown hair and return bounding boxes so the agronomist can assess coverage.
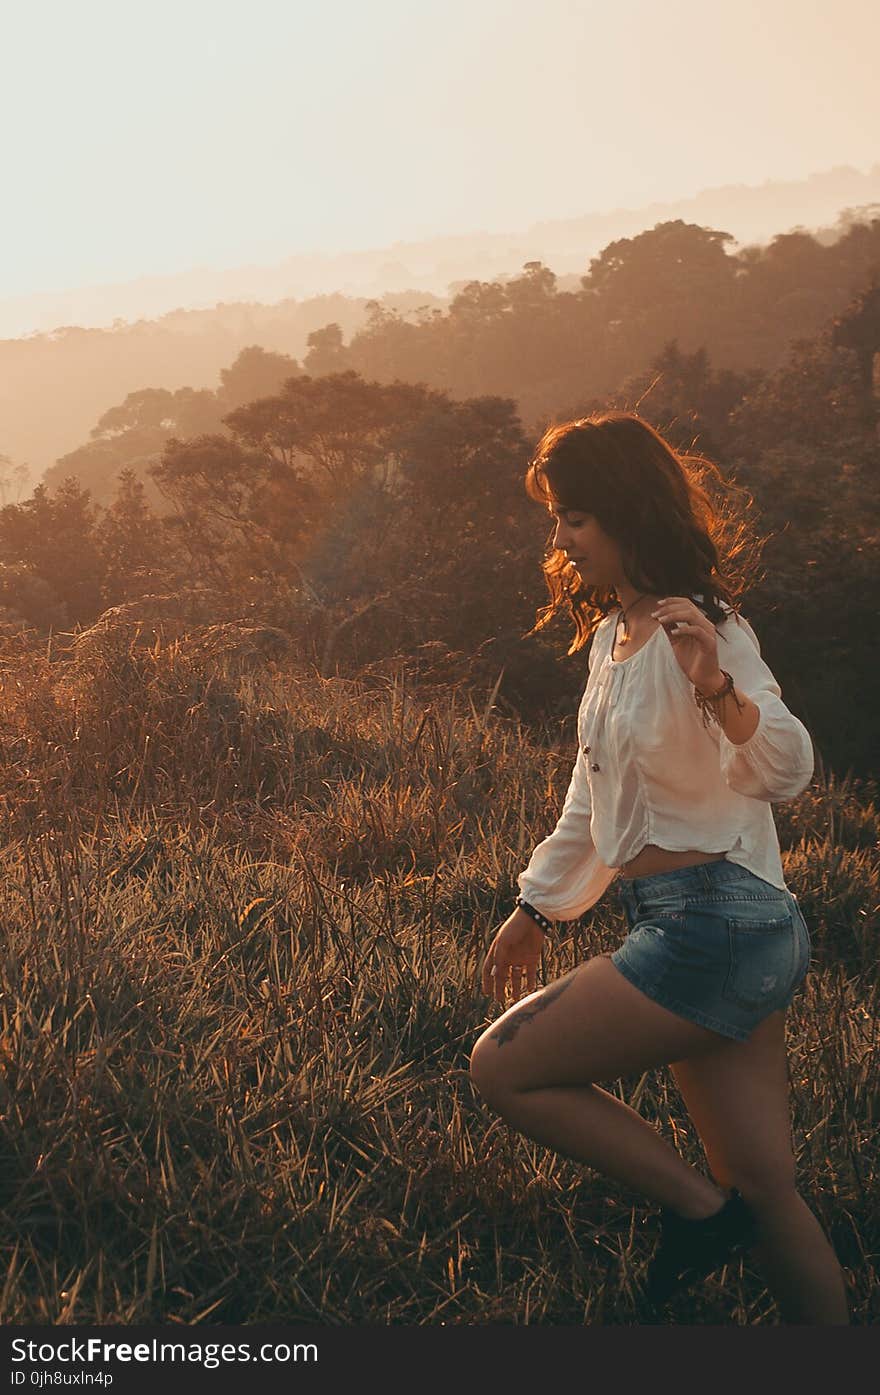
[524,412,766,654]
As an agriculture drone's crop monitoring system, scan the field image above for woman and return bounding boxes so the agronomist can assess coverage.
[469,412,849,1324]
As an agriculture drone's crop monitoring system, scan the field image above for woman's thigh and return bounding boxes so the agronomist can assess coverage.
[470,954,727,1101]
[669,1009,798,1196]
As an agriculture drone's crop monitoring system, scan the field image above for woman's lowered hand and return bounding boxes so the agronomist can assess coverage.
[480,908,545,1006]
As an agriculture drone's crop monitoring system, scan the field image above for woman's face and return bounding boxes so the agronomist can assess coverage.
[548,504,627,590]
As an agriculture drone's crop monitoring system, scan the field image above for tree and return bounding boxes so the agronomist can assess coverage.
[0,562,68,630]
[0,479,105,625]
[149,433,315,595]
[611,340,763,455]
[94,469,168,604]
[831,282,880,429]
[728,328,866,453]
[216,346,301,413]
[0,454,13,507]
[224,370,429,490]
[583,220,736,308]
[86,387,221,442]
[43,387,225,511]
[303,324,346,376]
[448,280,509,326]
[504,261,558,313]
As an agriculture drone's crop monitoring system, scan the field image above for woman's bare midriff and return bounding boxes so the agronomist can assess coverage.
[618,845,728,879]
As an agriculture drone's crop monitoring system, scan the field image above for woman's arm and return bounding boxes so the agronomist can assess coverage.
[515,616,618,923]
[706,613,815,802]
[516,743,616,921]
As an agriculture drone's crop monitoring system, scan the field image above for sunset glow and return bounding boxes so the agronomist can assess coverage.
[3,0,878,302]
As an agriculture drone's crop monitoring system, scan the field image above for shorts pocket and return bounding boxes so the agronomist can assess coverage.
[690,885,789,908]
[633,896,688,919]
[723,909,797,1011]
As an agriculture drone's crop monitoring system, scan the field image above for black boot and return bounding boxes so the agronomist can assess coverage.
[642,1187,758,1305]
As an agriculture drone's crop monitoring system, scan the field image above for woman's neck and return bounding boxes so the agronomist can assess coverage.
[614,582,661,614]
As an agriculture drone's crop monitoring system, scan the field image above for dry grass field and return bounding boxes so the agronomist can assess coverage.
[0,616,876,1324]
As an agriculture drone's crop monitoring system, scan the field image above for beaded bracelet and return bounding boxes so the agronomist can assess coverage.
[693,668,747,730]
[515,896,555,938]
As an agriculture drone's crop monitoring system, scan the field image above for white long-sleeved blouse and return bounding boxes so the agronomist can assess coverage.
[516,602,815,921]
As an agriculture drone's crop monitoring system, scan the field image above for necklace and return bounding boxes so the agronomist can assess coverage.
[615,592,656,644]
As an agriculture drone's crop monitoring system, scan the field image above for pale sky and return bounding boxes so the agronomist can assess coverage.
[3,0,878,299]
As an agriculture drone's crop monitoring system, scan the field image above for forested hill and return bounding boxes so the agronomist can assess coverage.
[0,290,440,481]
[1,210,878,776]
[23,213,880,514]
[279,217,880,438]
[1,199,878,487]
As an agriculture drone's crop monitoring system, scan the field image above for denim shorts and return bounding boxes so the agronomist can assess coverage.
[609,859,811,1043]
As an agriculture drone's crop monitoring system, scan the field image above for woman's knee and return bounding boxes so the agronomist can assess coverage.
[469,1034,518,1108]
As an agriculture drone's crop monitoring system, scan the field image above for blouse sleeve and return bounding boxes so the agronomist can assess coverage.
[712,612,814,802]
[516,620,617,921]
[516,744,616,921]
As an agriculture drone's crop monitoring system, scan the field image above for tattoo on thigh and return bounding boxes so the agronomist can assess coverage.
[490,972,578,1048]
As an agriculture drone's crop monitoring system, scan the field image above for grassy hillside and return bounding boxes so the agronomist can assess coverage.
[0,621,876,1324]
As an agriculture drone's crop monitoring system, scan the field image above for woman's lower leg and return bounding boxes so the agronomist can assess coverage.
[744,1189,850,1324]
[482,1079,726,1217]
[482,1082,851,1322]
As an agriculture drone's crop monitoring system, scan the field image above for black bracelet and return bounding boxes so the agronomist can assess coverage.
[515,896,555,937]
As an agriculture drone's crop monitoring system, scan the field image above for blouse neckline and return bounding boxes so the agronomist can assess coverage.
[608,614,664,666]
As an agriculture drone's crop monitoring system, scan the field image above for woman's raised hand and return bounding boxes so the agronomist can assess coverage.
[480,907,546,1006]
[651,596,724,690]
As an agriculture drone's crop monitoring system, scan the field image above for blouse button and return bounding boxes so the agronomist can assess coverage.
[591,763,601,772]
[582,745,591,754]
